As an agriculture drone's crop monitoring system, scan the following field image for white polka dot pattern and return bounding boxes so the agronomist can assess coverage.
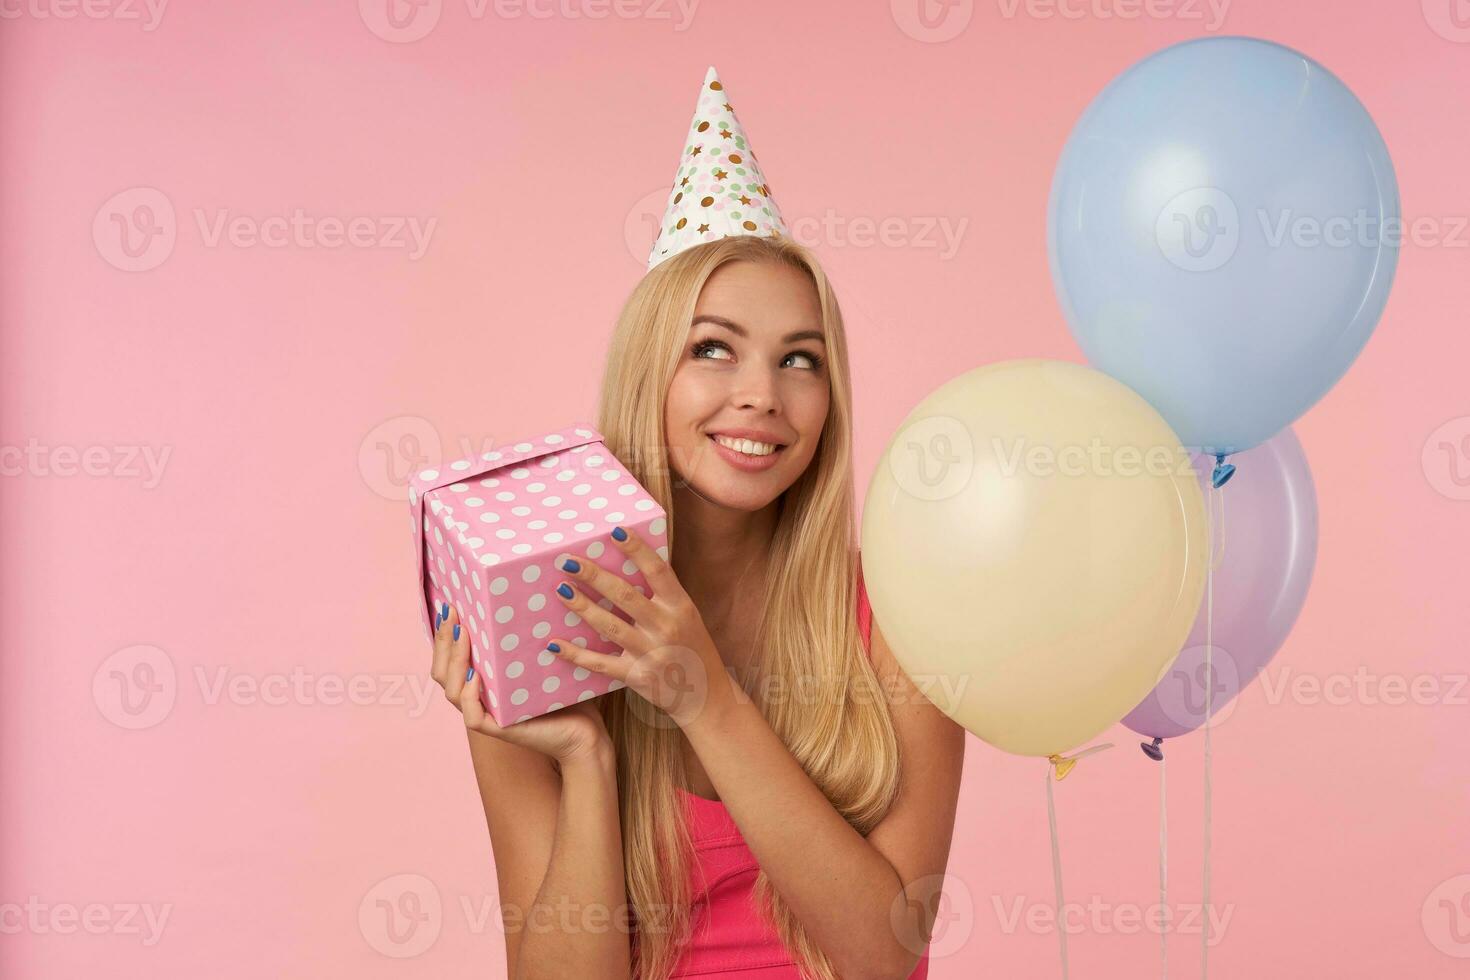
[408,422,669,728]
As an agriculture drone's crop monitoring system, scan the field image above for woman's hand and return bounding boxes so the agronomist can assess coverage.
[545,526,728,731]
[429,601,611,765]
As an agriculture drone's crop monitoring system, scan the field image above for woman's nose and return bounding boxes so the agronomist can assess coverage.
[731,364,781,412]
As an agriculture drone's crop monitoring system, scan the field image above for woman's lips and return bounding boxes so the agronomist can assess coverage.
[708,434,785,472]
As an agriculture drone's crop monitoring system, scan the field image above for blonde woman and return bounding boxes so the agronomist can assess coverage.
[428,233,966,980]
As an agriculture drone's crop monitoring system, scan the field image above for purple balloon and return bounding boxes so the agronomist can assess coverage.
[1122,427,1318,740]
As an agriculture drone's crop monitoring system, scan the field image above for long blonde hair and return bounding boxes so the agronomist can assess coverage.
[592,234,903,980]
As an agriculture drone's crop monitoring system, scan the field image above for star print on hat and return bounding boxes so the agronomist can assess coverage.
[647,66,790,271]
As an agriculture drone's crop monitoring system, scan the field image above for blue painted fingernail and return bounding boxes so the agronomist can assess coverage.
[561,558,580,573]
[612,526,627,541]
[465,666,475,682]
[557,583,574,599]
[453,623,461,641]
[436,611,443,629]
[548,642,561,653]
[440,601,449,620]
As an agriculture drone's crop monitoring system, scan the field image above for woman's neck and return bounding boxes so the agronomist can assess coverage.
[669,484,779,608]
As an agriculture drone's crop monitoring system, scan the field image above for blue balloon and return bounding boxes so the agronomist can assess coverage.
[1048,37,1399,457]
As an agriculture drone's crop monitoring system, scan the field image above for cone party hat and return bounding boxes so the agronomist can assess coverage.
[647,66,790,270]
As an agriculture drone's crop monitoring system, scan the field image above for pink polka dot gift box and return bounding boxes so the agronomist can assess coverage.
[407,422,669,725]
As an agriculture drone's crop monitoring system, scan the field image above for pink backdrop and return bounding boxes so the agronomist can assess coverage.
[2,1,1467,976]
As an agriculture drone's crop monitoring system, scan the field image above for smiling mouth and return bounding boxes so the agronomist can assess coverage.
[707,433,786,458]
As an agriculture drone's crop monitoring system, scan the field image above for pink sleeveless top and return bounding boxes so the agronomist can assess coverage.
[667,567,931,978]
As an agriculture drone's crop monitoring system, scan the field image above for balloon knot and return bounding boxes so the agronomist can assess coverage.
[1211,453,1236,488]
[1048,742,1115,780]
[1140,736,1164,761]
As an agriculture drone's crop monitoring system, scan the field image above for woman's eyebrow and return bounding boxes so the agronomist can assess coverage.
[691,314,825,345]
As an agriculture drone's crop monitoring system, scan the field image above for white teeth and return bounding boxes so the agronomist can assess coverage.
[712,434,778,457]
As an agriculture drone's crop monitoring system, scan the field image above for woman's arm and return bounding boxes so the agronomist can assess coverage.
[682,620,966,980]
[463,732,630,980]
[434,602,632,980]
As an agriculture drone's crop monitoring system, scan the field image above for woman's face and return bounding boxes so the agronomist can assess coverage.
[664,258,831,511]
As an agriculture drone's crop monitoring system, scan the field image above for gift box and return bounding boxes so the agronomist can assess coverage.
[408,421,669,725]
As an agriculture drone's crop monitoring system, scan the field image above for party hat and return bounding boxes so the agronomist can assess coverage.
[647,66,790,270]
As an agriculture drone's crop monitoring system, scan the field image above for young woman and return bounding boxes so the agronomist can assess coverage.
[428,233,966,980]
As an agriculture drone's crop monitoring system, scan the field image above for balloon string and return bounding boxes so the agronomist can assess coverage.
[1160,751,1169,980]
[1210,476,1229,571]
[1201,479,1218,980]
[1046,767,1069,980]
[1043,742,1113,979]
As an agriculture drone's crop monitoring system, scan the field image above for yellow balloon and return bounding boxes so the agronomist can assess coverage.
[861,359,1207,757]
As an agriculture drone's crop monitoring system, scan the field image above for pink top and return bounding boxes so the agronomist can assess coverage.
[667,567,931,978]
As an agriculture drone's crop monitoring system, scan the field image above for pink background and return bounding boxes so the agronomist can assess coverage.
[2,1,1466,977]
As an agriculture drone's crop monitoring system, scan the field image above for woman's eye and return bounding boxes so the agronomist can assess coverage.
[691,340,733,361]
[691,340,824,371]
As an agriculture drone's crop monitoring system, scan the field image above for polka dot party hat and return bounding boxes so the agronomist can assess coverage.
[647,65,790,271]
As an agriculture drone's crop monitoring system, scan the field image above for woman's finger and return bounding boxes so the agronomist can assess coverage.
[548,637,631,685]
[551,577,649,654]
[459,671,502,737]
[605,525,688,609]
[556,552,661,630]
[430,601,456,684]
[441,617,472,705]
